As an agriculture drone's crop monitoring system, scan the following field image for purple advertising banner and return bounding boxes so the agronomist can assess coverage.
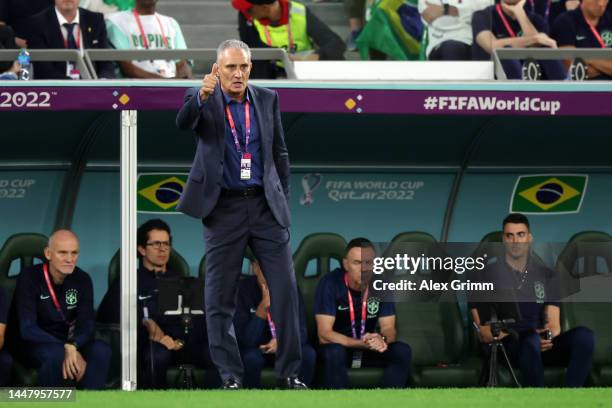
[0,85,611,116]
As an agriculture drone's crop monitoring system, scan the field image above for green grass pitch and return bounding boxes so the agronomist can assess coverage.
[33,388,612,408]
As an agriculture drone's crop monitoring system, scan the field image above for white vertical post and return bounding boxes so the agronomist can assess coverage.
[120,110,138,391]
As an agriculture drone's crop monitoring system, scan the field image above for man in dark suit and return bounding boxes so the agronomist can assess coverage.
[27,0,114,79]
[176,39,304,390]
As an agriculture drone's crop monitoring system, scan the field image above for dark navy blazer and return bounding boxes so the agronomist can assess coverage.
[175,83,291,227]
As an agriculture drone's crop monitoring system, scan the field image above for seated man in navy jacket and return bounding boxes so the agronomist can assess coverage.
[234,260,315,388]
[314,237,412,389]
[551,0,612,79]
[0,287,12,386]
[13,230,110,388]
[472,0,566,79]
[471,213,595,387]
[97,219,218,389]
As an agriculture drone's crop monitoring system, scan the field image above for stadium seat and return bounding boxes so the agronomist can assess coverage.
[556,231,612,386]
[0,233,48,386]
[0,233,47,295]
[292,232,347,344]
[386,232,479,387]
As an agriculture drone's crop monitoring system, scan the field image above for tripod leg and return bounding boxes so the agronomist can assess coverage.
[499,344,521,388]
[487,343,498,387]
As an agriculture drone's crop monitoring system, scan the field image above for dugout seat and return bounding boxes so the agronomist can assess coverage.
[293,232,346,344]
[555,231,612,386]
[0,233,48,387]
[386,231,479,387]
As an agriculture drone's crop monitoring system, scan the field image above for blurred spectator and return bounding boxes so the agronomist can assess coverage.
[0,0,53,47]
[27,0,115,79]
[0,24,19,80]
[419,0,492,60]
[105,0,192,79]
[0,287,12,386]
[472,0,566,79]
[552,0,612,79]
[525,0,583,25]
[233,0,345,78]
[344,0,365,50]
[80,0,134,14]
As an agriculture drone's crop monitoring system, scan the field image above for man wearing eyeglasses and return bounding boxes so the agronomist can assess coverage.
[97,219,219,388]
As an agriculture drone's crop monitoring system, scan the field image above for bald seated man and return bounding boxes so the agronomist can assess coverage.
[13,230,110,388]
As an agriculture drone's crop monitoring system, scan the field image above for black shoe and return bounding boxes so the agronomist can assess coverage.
[222,377,242,390]
[277,377,308,390]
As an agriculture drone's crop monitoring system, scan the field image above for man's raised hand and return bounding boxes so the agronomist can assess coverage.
[199,63,220,103]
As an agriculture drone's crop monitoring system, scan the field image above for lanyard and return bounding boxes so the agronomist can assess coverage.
[42,263,68,322]
[266,311,277,339]
[225,101,251,155]
[133,11,169,49]
[262,8,295,52]
[496,4,516,38]
[583,10,606,48]
[528,0,551,22]
[344,273,368,340]
[62,25,81,50]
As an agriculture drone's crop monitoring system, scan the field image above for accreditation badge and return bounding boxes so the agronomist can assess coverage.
[351,351,363,369]
[240,153,252,180]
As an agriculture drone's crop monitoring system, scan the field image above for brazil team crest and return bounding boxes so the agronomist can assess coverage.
[65,289,78,306]
[534,281,546,304]
[367,297,380,316]
[510,175,588,214]
[137,173,188,213]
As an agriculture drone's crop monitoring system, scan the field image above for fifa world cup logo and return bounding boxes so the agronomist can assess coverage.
[300,173,322,206]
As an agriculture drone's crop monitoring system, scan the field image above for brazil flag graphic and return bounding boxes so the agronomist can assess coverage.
[510,175,588,214]
[137,174,187,213]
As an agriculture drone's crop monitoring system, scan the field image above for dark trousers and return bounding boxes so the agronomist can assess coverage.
[0,349,13,386]
[203,193,302,383]
[501,59,567,80]
[428,40,472,61]
[241,343,316,388]
[483,327,595,387]
[319,342,412,389]
[27,340,111,389]
[141,338,220,389]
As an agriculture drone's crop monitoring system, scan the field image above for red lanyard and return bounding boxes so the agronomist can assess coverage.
[528,0,551,21]
[42,263,67,321]
[133,11,169,49]
[344,273,368,339]
[225,101,251,156]
[583,11,606,48]
[262,10,295,52]
[496,4,516,38]
[266,311,277,339]
[63,25,81,49]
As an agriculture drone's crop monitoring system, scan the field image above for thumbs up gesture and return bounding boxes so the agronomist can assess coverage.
[199,63,219,103]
